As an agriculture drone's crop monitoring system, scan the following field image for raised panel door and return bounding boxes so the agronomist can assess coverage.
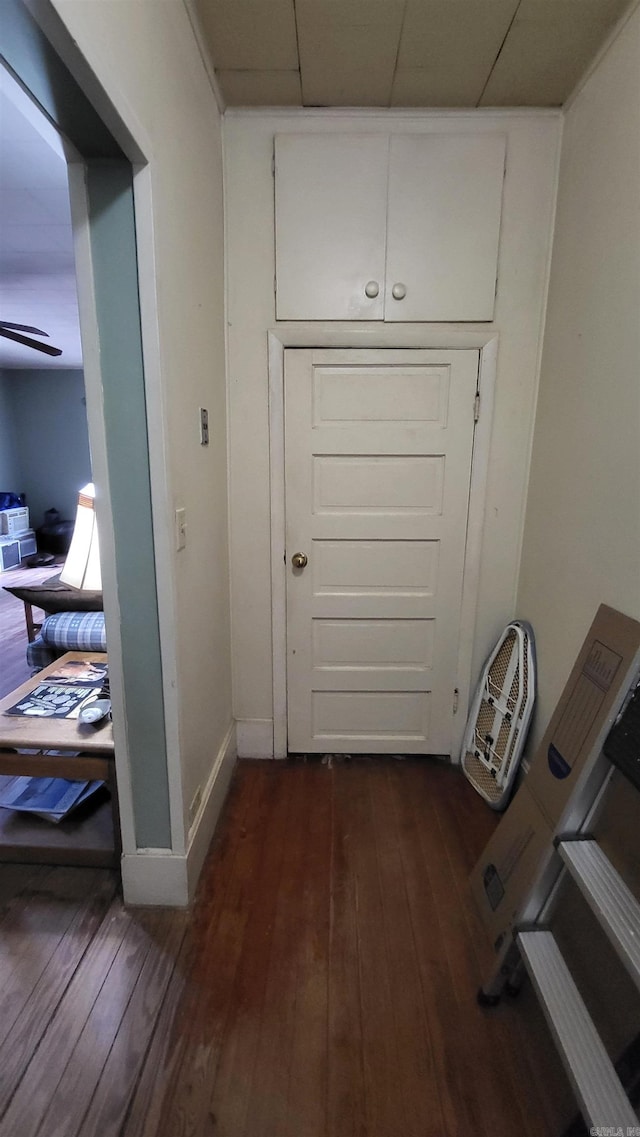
[285,348,479,754]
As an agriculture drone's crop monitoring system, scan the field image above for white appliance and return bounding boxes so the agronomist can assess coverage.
[17,529,37,559]
[0,507,29,536]
[0,538,21,571]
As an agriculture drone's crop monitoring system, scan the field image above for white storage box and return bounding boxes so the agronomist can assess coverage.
[0,538,21,572]
[17,529,37,559]
[0,507,29,536]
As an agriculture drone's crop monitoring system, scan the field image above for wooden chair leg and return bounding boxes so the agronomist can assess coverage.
[24,602,38,643]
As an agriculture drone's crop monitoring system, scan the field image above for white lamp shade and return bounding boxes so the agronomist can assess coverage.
[60,483,102,591]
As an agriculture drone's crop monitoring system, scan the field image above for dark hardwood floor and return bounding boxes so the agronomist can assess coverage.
[0,562,63,699]
[0,759,574,1137]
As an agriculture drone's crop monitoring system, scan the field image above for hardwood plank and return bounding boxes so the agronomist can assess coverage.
[121,763,276,1137]
[0,863,53,925]
[238,764,315,1137]
[0,760,572,1137]
[239,762,332,1137]
[0,864,50,909]
[385,762,492,1137]
[1,895,135,1137]
[202,766,296,1137]
[0,870,117,1117]
[429,767,567,1137]
[283,763,332,1137]
[334,762,411,1137]
[152,764,283,1137]
[77,909,189,1137]
[121,928,195,1137]
[405,761,543,1137]
[34,907,171,1137]
[431,763,498,874]
[122,765,259,1137]
[326,764,367,1137]
[0,866,102,1052]
[367,763,447,1137]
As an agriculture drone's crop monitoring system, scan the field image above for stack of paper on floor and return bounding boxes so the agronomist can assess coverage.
[0,774,105,823]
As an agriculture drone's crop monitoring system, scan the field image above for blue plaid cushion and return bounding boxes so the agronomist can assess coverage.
[26,636,58,671]
[40,611,107,652]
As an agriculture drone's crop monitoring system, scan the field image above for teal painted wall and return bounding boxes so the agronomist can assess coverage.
[87,163,171,848]
[1,368,91,528]
[0,373,19,493]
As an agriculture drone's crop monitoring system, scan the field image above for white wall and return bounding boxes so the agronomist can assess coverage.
[224,110,561,756]
[517,6,640,753]
[49,0,233,891]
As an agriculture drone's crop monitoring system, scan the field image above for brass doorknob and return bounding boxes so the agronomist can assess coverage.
[291,552,308,569]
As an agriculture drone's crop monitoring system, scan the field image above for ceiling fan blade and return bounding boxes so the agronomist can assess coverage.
[0,327,62,357]
[0,321,49,336]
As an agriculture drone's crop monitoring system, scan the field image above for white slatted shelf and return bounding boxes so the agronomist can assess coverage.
[517,929,638,1130]
[558,838,640,992]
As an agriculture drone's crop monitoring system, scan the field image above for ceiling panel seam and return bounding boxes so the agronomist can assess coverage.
[477,0,523,107]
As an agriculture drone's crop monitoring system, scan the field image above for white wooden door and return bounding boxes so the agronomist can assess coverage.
[285,348,479,754]
[385,134,506,322]
[275,134,388,321]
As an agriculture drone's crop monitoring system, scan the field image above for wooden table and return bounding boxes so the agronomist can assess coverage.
[0,652,119,868]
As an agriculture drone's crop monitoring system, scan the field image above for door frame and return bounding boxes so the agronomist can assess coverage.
[3,0,181,860]
[268,325,499,760]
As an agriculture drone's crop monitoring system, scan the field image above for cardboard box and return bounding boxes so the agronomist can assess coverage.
[526,604,640,829]
[469,783,553,951]
[470,604,640,954]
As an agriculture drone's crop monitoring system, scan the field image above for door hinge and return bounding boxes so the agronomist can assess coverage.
[274,274,277,297]
[474,393,481,423]
[453,687,460,714]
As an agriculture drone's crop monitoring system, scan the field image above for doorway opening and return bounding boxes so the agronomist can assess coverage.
[0,63,92,699]
[1,0,171,853]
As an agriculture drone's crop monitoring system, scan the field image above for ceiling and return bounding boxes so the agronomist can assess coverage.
[0,3,631,375]
[196,0,631,108]
[0,66,82,370]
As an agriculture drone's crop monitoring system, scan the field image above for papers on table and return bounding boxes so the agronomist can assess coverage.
[47,660,108,686]
[4,659,109,719]
[4,683,103,719]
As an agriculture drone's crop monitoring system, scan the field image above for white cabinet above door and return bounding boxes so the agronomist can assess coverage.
[274,132,506,323]
[275,134,389,321]
[385,134,506,322]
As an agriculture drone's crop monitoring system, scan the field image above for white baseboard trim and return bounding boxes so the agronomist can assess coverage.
[186,720,237,899]
[121,848,189,907]
[236,718,274,759]
[121,721,237,907]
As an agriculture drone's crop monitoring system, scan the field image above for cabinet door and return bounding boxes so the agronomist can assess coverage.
[385,134,506,322]
[275,134,388,321]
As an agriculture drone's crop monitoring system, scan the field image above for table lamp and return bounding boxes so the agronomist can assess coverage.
[59,483,102,591]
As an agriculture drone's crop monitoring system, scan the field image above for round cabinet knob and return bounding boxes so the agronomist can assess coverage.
[364,280,380,299]
[391,282,407,301]
[291,552,308,569]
